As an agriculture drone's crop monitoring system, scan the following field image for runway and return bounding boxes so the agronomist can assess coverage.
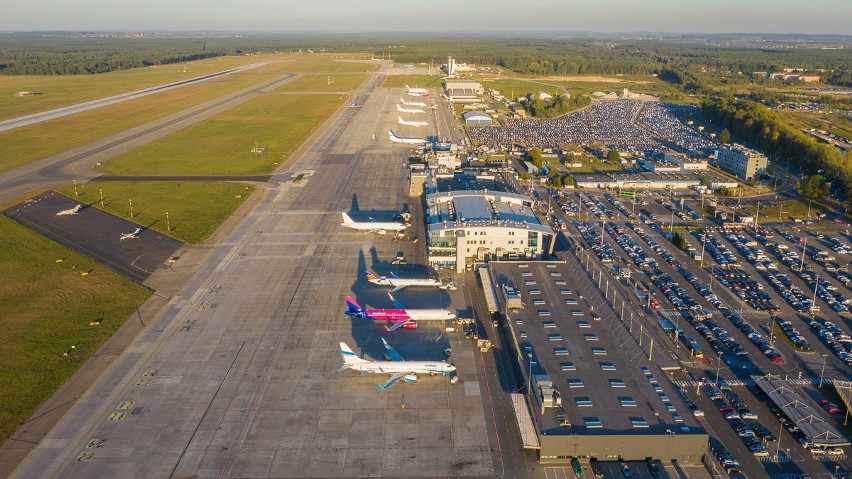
[0,61,279,133]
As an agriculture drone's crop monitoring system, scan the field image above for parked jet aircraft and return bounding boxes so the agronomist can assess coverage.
[398,116,429,127]
[404,85,429,97]
[366,271,442,292]
[345,294,456,331]
[56,204,82,216]
[396,104,425,114]
[338,338,455,390]
[340,212,407,234]
[120,227,142,240]
[400,98,427,107]
[388,130,428,145]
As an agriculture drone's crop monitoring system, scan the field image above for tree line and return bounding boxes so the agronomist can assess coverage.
[525,93,591,118]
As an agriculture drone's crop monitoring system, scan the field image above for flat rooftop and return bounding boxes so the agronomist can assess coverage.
[490,261,703,436]
[753,376,851,447]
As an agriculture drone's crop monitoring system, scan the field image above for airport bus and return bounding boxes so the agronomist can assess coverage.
[618,190,636,198]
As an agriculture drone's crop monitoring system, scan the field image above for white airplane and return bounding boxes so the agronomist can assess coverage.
[56,204,83,216]
[120,227,142,240]
[404,85,429,97]
[366,270,442,292]
[398,116,429,127]
[400,98,426,107]
[388,130,428,145]
[341,212,407,234]
[397,104,425,114]
[338,338,456,390]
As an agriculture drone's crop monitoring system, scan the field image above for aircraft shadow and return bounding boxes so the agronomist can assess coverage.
[347,248,451,363]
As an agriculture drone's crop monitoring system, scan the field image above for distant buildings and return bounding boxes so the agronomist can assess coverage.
[717,144,767,180]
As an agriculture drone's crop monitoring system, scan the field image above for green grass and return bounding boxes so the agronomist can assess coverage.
[276,74,367,92]
[97,93,345,176]
[275,60,378,73]
[0,54,287,121]
[481,79,552,98]
[56,182,254,244]
[0,68,287,175]
[382,75,444,89]
[0,215,151,443]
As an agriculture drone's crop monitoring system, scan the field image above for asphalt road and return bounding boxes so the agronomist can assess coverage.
[0,61,278,133]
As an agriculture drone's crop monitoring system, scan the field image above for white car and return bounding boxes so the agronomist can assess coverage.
[692,409,705,418]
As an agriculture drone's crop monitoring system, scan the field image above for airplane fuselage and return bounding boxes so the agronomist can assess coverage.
[347,361,454,376]
[369,277,442,289]
[363,308,455,321]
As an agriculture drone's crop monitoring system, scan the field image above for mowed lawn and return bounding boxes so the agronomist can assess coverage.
[276,74,367,92]
[0,69,287,175]
[0,215,151,442]
[56,182,255,244]
[0,54,288,121]
[97,94,346,176]
[275,60,378,73]
[383,75,444,89]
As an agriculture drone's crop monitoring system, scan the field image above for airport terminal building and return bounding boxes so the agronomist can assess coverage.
[485,262,709,465]
[425,190,556,272]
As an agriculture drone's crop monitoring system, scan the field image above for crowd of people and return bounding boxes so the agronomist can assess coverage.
[468,99,717,156]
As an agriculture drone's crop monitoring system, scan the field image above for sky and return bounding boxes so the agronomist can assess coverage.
[2,0,850,36]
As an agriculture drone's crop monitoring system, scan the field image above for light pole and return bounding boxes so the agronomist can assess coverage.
[818,353,828,388]
[700,232,707,267]
[807,199,813,218]
[715,355,722,387]
[775,418,784,462]
[527,353,533,394]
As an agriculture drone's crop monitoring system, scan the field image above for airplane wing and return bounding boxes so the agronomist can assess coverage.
[381,338,405,361]
[389,271,400,279]
[377,372,407,391]
[385,318,412,332]
[387,292,405,309]
[390,285,405,293]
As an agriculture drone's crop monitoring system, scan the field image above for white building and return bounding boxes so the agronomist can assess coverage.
[444,79,484,103]
[664,153,708,171]
[717,144,767,180]
[426,190,556,272]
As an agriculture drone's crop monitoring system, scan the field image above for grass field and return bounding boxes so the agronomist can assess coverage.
[481,78,561,98]
[0,69,290,175]
[0,54,291,121]
[97,93,346,176]
[56,182,254,244]
[382,75,444,89]
[275,74,367,93]
[274,60,378,74]
[0,215,152,443]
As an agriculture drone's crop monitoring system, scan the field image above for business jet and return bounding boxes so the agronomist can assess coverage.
[398,116,429,127]
[404,85,429,97]
[366,271,442,292]
[338,338,456,390]
[340,212,407,234]
[397,104,425,114]
[345,293,456,331]
[388,130,428,146]
[56,204,83,216]
[400,98,427,107]
[120,227,142,240]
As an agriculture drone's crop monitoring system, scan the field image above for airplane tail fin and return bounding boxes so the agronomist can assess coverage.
[344,295,362,314]
[340,342,367,365]
[365,272,379,282]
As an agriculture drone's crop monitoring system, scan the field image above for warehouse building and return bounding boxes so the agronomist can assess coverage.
[425,190,555,272]
[444,79,484,103]
[487,262,709,465]
[462,111,493,125]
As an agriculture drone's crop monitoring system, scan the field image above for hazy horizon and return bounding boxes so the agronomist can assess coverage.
[3,0,851,36]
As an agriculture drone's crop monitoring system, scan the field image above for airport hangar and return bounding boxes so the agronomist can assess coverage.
[482,261,708,465]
